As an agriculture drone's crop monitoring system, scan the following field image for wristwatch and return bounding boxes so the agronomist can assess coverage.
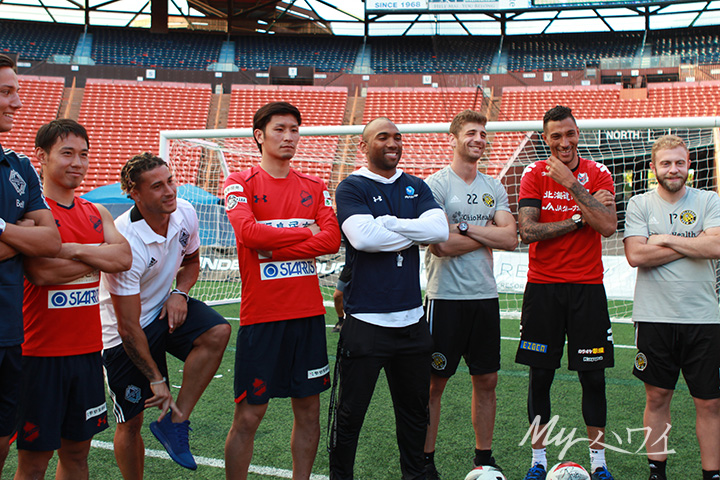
[457,221,469,235]
[571,213,583,230]
[0,217,6,237]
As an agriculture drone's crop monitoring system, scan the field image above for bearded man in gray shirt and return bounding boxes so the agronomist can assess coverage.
[624,134,720,480]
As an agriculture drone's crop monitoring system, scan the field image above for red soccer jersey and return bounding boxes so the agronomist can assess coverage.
[22,197,105,356]
[224,166,341,325]
[518,156,615,284]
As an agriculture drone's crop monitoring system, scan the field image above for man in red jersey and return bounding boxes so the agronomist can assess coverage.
[223,102,341,480]
[516,106,617,480]
[18,119,131,479]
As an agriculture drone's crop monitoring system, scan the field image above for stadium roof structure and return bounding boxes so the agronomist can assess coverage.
[0,0,719,35]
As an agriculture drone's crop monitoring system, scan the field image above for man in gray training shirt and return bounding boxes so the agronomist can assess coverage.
[422,110,518,479]
[624,134,720,480]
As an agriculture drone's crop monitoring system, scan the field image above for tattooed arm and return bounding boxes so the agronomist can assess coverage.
[518,205,578,244]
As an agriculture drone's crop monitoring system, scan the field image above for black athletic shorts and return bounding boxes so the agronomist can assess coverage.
[234,315,330,404]
[0,345,21,437]
[103,298,228,423]
[633,322,720,399]
[425,298,501,377]
[515,283,614,371]
[17,352,108,451]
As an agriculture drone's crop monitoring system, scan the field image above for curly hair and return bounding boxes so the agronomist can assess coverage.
[120,152,168,194]
[543,105,576,131]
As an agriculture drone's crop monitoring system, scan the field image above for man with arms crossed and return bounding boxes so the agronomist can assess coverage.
[17,119,131,479]
[101,152,231,477]
[516,105,617,480]
[423,110,518,479]
[0,53,61,476]
[330,117,448,480]
[223,102,340,480]
[624,134,720,480]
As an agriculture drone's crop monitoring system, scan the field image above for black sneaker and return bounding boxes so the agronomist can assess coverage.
[474,455,502,471]
[425,462,441,480]
[649,475,666,480]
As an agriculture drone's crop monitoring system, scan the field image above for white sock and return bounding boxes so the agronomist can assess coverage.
[590,448,606,472]
[532,448,547,469]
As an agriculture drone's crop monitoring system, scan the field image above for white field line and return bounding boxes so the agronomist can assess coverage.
[91,440,330,479]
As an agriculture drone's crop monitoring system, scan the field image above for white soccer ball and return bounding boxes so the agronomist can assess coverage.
[546,461,591,480]
[463,465,506,480]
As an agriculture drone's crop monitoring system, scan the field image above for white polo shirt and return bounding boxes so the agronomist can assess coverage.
[100,198,201,349]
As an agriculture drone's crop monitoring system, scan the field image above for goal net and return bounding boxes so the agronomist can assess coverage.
[161,118,720,321]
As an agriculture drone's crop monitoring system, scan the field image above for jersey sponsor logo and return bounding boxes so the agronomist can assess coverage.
[125,385,142,403]
[577,172,589,185]
[86,402,108,420]
[258,218,314,228]
[179,227,189,248]
[48,287,99,309]
[261,259,316,280]
[544,191,572,201]
[300,190,313,207]
[542,203,580,213]
[634,352,648,371]
[61,269,100,285]
[404,185,418,199]
[224,184,244,196]
[451,211,492,223]
[89,214,103,233]
[577,347,605,355]
[583,355,604,362]
[9,169,26,195]
[431,352,447,371]
[520,340,548,353]
[680,210,697,225]
[323,190,332,207]
[482,193,495,207]
[307,364,330,379]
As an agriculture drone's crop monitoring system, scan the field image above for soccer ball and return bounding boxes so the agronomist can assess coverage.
[546,461,591,480]
[463,465,506,480]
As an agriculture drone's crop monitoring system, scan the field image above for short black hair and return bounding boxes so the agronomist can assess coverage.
[543,105,576,131]
[35,119,90,152]
[0,54,16,71]
[120,152,168,194]
[252,102,302,152]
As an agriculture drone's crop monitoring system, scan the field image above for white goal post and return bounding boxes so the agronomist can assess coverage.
[160,117,720,319]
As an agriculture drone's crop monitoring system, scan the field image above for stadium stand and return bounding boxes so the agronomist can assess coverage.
[235,35,358,72]
[505,32,642,71]
[224,84,348,182]
[91,27,223,70]
[0,20,79,61]
[362,87,481,177]
[650,26,720,64]
[77,79,212,193]
[0,76,64,161]
[369,36,498,74]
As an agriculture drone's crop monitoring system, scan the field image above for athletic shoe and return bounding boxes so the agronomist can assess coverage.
[591,466,615,480]
[332,322,342,333]
[649,475,666,480]
[150,414,197,470]
[523,463,546,480]
[473,455,502,471]
[425,461,441,480]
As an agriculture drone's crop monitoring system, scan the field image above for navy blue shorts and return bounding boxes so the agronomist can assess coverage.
[234,315,330,404]
[634,322,720,399]
[426,298,501,377]
[0,345,21,437]
[103,298,229,423]
[17,352,108,451]
[515,283,614,371]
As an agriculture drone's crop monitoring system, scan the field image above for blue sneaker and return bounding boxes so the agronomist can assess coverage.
[524,463,546,480]
[150,414,197,470]
[592,466,615,480]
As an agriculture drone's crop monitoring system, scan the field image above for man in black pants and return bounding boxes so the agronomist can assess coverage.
[516,106,617,480]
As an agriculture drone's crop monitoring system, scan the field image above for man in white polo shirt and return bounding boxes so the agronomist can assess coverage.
[100,152,231,477]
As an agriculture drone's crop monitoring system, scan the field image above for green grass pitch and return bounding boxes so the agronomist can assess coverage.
[2,302,700,479]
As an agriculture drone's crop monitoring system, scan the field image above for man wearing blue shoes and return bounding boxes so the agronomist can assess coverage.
[100,152,231,477]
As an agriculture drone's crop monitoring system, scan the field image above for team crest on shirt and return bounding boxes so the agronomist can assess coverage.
[680,210,697,225]
[482,193,495,207]
[9,169,26,196]
[431,352,447,371]
[125,385,142,403]
[404,185,418,199]
[179,228,189,248]
[89,214,103,233]
[300,190,313,207]
[634,352,648,371]
[577,172,589,185]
